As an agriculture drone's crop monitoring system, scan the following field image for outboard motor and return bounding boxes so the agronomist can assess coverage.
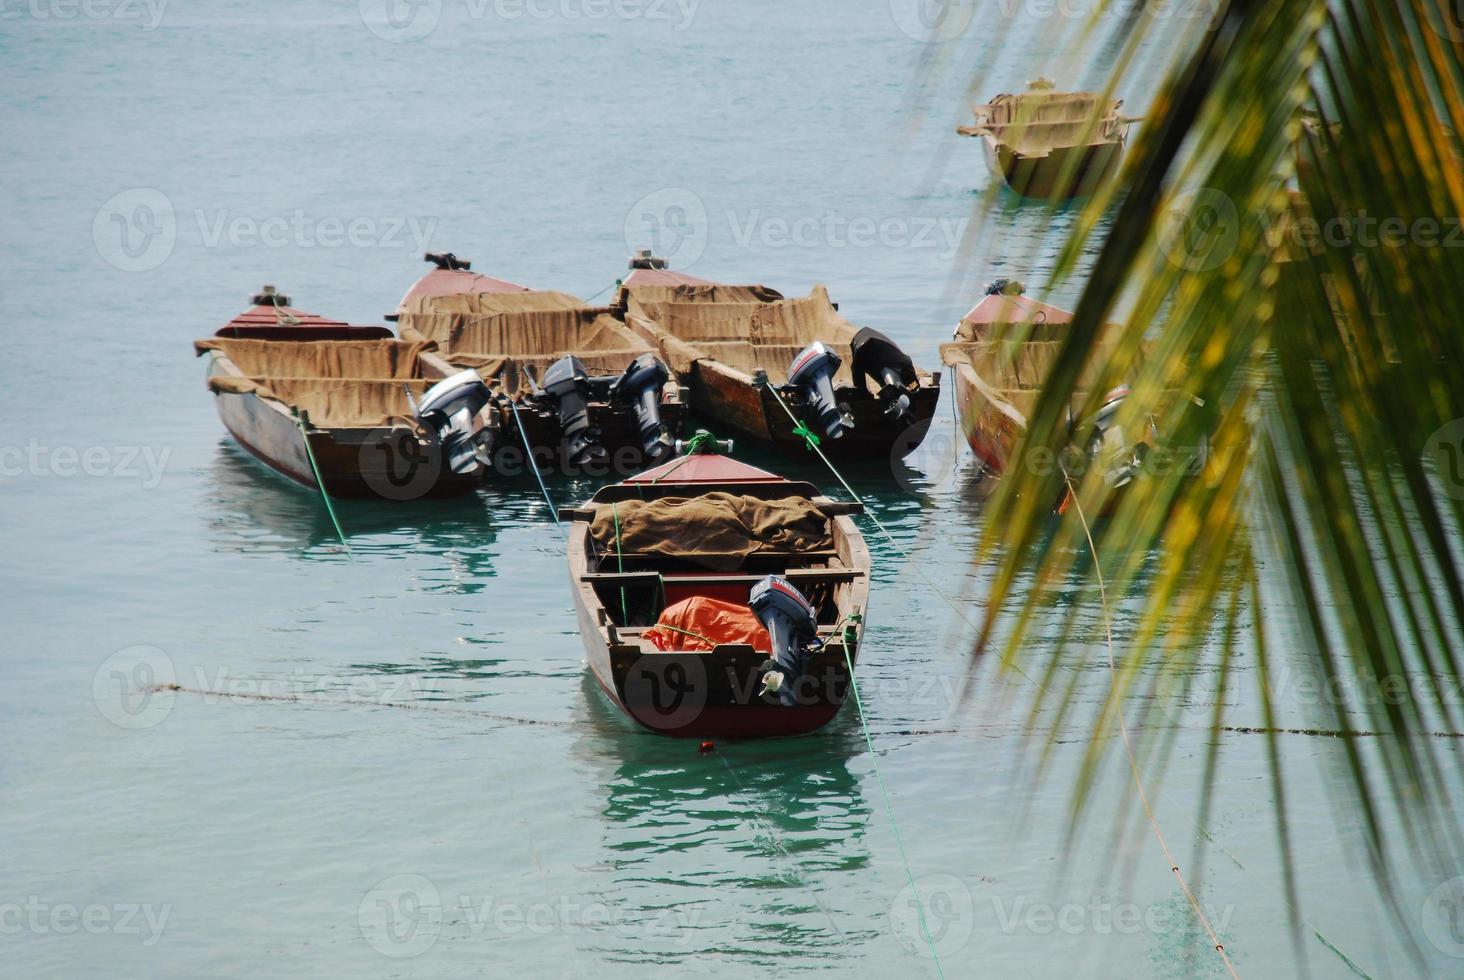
[750,575,820,707]
[611,353,674,462]
[786,342,848,440]
[424,251,471,271]
[1084,385,1152,487]
[541,355,607,468]
[850,327,918,424]
[416,370,495,474]
[628,249,667,270]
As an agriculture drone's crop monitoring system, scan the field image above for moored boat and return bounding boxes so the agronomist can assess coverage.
[615,254,941,461]
[394,253,687,475]
[562,438,870,737]
[196,286,490,500]
[940,281,1187,507]
[957,79,1135,199]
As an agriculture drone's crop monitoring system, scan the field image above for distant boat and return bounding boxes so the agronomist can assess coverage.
[195,285,484,499]
[957,79,1136,199]
[393,253,687,473]
[563,439,869,737]
[615,252,941,460]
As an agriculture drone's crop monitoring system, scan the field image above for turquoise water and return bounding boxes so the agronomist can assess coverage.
[1,3,1454,976]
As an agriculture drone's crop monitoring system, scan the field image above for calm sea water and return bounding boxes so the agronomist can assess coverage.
[1,3,1452,976]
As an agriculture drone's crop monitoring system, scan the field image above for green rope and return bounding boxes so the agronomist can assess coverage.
[509,402,561,527]
[841,641,944,976]
[612,500,628,624]
[651,429,724,485]
[791,420,821,448]
[292,412,353,560]
[582,278,622,305]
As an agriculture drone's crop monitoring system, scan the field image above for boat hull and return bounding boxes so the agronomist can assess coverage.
[948,359,1023,474]
[983,137,1124,199]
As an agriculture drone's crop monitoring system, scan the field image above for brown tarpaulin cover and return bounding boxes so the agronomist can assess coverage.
[644,596,772,652]
[623,285,860,384]
[396,291,657,394]
[959,91,1126,155]
[194,337,431,379]
[590,492,832,571]
[206,377,438,428]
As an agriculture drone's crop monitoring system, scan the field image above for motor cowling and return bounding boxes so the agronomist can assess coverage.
[787,342,848,440]
[1083,385,1152,488]
[750,575,819,707]
[610,353,674,462]
[541,355,607,468]
[416,370,494,474]
[850,327,917,424]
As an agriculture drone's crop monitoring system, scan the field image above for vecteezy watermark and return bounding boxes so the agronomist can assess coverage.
[1158,187,1241,272]
[991,894,1234,937]
[1422,876,1464,958]
[359,0,697,42]
[357,874,704,956]
[0,898,171,945]
[93,188,438,272]
[1425,418,1464,502]
[992,0,1217,24]
[359,874,442,958]
[1427,0,1464,42]
[888,0,977,42]
[0,0,169,29]
[93,646,177,730]
[890,874,976,958]
[0,441,171,488]
[624,188,969,271]
[1261,210,1464,253]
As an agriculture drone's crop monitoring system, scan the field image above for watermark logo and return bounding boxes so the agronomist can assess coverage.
[890,874,975,958]
[360,0,442,41]
[359,427,449,501]
[0,898,171,945]
[93,645,176,730]
[1153,663,1238,730]
[1158,187,1239,272]
[1424,418,1464,502]
[0,0,170,29]
[620,653,707,731]
[93,188,176,272]
[891,416,961,494]
[359,874,443,957]
[1428,0,1464,41]
[625,187,708,270]
[889,0,976,42]
[1422,876,1464,957]
[0,441,171,487]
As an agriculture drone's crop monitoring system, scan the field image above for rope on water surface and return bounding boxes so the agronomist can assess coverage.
[1063,472,1240,979]
[292,411,353,559]
[840,640,946,976]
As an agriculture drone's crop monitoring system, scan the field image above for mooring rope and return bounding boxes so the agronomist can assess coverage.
[291,411,353,559]
[509,402,560,527]
[1063,473,1240,978]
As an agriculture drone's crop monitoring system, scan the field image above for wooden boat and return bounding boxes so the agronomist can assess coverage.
[563,442,870,737]
[394,253,688,474]
[940,282,1203,507]
[614,257,941,461]
[196,286,482,500]
[957,79,1135,199]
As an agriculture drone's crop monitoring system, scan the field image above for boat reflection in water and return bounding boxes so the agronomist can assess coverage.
[567,678,877,966]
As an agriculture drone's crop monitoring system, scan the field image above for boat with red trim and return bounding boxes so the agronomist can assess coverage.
[562,436,870,737]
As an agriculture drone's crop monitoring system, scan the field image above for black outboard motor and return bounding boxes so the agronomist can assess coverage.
[628,249,667,270]
[610,353,674,462]
[850,327,918,424]
[750,575,820,707]
[541,355,607,468]
[416,369,495,474]
[786,342,848,440]
[424,251,471,271]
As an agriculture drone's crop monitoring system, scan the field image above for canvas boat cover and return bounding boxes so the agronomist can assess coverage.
[590,492,832,572]
[959,91,1126,155]
[643,595,771,652]
[621,283,863,384]
[396,289,658,394]
[195,337,437,428]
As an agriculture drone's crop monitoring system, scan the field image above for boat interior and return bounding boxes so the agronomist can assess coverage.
[197,335,442,428]
[396,289,665,395]
[964,91,1126,153]
[621,282,867,386]
[573,487,865,651]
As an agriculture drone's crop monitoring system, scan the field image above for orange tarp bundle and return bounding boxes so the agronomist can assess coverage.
[643,596,771,652]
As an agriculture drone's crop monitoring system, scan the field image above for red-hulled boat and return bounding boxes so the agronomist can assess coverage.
[563,439,870,737]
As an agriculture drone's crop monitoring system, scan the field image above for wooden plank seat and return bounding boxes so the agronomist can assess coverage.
[581,568,863,585]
